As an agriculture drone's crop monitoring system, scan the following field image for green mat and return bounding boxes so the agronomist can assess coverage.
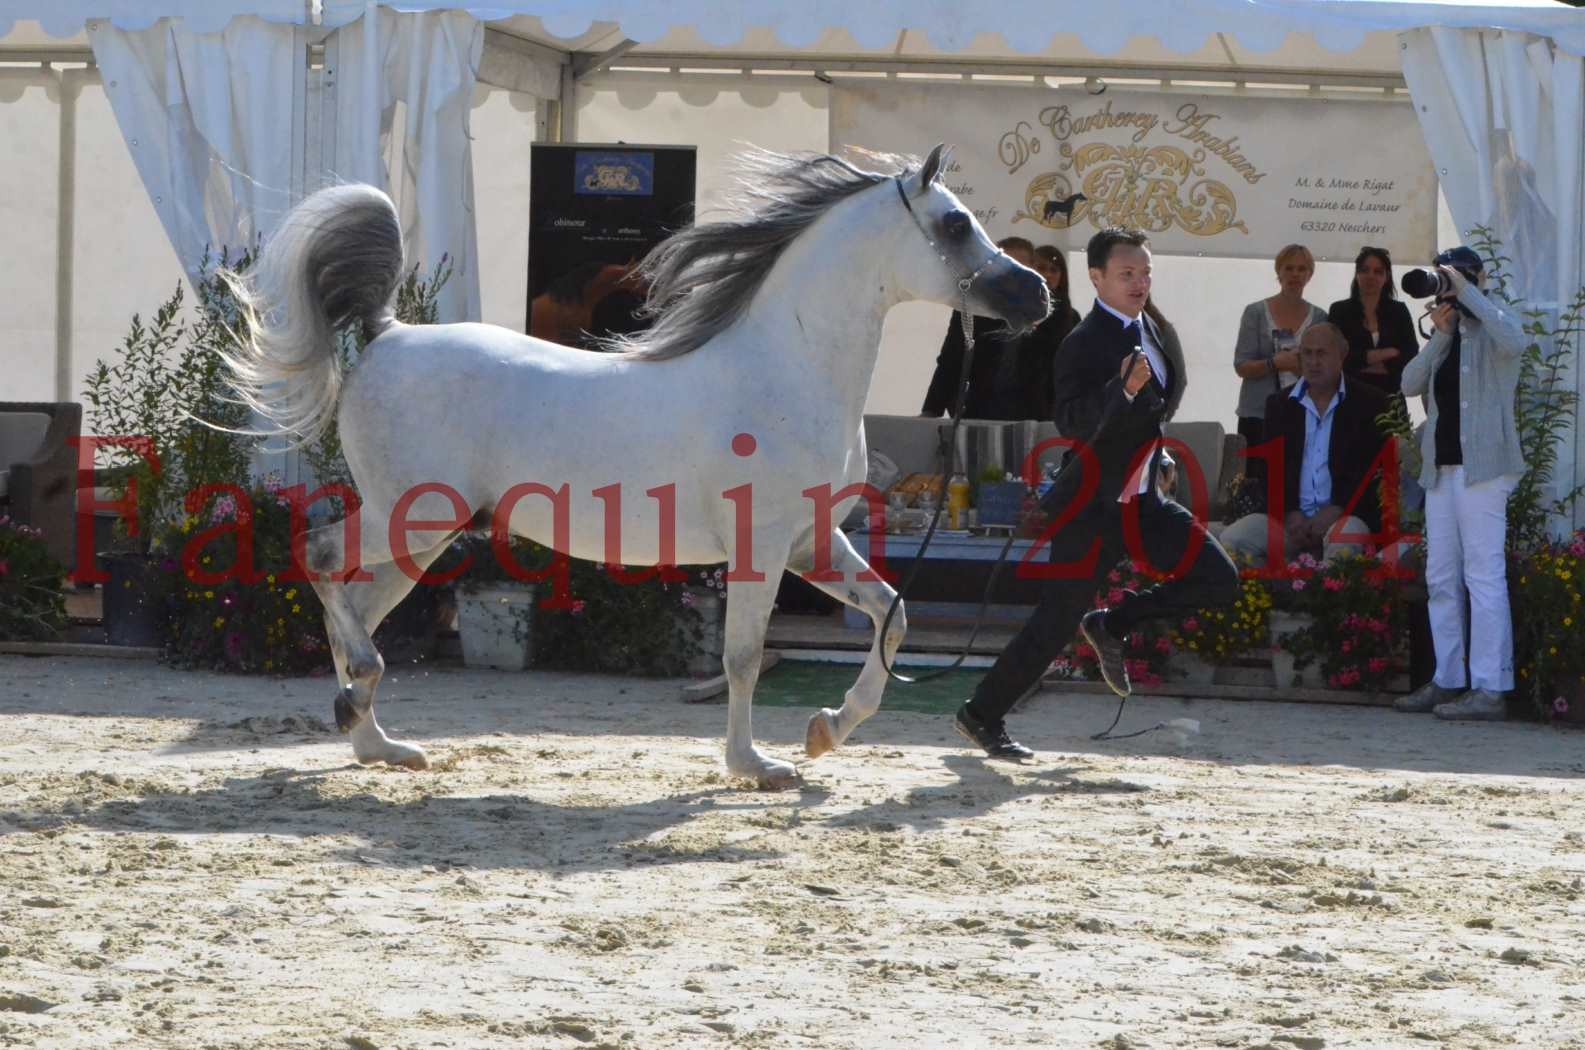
[750,659,984,714]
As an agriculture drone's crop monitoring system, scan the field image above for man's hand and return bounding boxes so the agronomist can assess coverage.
[1310,505,1344,543]
[1121,352,1151,397]
[1284,510,1310,552]
[1430,301,1458,335]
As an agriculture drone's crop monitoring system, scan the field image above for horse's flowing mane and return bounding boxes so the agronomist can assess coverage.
[608,148,917,361]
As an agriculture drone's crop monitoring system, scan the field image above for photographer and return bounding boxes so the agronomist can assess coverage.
[1394,247,1527,722]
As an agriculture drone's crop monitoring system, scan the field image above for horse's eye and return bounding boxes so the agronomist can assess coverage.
[941,210,971,239]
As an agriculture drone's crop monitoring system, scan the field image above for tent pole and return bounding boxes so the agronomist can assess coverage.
[54,67,85,402]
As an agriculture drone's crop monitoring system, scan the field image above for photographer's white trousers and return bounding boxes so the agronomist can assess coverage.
[1425,466,1516,692]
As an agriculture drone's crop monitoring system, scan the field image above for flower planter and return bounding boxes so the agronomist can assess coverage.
[1268,610,1323,690]
[679,588,726,677]
[1174,652,1219,686]
[100,552,166,648]
[456,583,536,671]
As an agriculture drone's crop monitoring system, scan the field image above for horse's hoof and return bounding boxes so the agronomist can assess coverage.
[333,688,360,733]
[805,709,838,759]
[755,764,804,792]
[393,749,429,772]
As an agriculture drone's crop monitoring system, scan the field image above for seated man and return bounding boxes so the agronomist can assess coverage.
[1220,322,1389,565]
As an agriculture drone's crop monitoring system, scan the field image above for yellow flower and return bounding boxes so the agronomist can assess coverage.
[1566,618,1574,628]
[266,574,276,585]
[285,588,297,600]
[292,604,301,614]
[213,616,224,628]
[204,590,214,599]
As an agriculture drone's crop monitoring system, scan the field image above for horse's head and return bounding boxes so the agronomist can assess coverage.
[890,144,1050,330]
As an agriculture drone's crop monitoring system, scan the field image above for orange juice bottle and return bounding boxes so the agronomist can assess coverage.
[947,473,971,529]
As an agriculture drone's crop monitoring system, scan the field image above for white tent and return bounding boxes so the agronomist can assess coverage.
[3,1,1582,513]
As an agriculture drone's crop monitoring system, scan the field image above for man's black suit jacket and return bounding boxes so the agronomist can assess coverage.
[1261,380,1390,532]
[1047,304,1185,508]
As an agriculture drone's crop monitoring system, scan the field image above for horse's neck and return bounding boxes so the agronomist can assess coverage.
[741,194,904,435]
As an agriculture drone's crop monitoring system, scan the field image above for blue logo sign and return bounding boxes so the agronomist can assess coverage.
[575,151,654,196]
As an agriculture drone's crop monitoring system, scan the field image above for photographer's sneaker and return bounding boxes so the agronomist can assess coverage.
[1393,681,1462,713]
[1433,689,1506,722]
[1079,608,1131,699]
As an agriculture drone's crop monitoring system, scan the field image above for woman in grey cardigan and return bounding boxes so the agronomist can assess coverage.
[1393,248,1527,722]
[1232,244,1329,458]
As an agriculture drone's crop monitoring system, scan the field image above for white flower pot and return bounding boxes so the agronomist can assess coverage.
[1175,652,1219,686]
[1268,611,1321,689]
[457,583,536,671]
[679,588,726,677]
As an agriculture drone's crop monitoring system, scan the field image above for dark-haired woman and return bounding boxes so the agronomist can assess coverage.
[1327,246,1420,395]
[1016,245,1083,420]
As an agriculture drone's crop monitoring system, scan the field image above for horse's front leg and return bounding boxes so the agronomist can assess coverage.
[721,562,801,791]
[789,529,905,758]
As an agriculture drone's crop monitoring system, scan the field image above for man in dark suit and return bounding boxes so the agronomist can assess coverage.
[1219,322,1390,564]
[954,227,1239,758]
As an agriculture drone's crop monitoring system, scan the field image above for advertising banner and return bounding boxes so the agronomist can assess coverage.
[832,82,1437,262]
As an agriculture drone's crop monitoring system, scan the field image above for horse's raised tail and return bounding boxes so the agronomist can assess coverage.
[219,183,405,447]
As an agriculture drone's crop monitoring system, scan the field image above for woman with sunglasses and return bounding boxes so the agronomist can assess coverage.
[1327,246,1420,395]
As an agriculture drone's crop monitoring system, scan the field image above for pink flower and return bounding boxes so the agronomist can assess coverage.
[1341,640,1352,653]
[1107,588,1125,605]
[1155,637,1171,654]
[1291,579,1307,591]
[1107,570,1122,584]
[1368,657,1389,673]
[0,559,8,578]
[1183,617,1200,632]
[1554,696,1570,715]
[210,494,238,523]
[1323,577,1345,591]
[1074,642,1095,660]
[1296,553,1319,569]
[571,599,586,616]
[680,590,696,607]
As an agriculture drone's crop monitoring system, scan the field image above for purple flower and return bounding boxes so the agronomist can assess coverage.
[1291,579,1307,591]
[224,631,243,664]
[680,591,696,607]
[1555,696,1570,715]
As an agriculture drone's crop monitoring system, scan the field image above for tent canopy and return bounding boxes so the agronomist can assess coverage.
[6,2,1582,66]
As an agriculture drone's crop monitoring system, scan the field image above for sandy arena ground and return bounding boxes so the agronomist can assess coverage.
[1,654,1582,1049]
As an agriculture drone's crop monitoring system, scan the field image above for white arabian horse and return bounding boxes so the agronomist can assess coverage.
[220,145,1048,789]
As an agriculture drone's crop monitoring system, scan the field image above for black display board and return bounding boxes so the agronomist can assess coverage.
[525,143,697,348]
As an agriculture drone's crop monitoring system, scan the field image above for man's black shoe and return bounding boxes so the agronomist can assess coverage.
[954,702,1034,760]
[1080,608,1132,698]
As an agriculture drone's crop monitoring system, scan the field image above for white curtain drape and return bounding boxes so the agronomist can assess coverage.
[1401,27,1583,306]
[324,4,484,322]
[1401,26,1585,525]
[89,15,301,279]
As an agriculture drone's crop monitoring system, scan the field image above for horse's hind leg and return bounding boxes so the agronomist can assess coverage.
[789,530,906,759]
[306,514,454,770]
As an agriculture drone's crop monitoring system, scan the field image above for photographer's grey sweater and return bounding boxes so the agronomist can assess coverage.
[1400,282,1527,489]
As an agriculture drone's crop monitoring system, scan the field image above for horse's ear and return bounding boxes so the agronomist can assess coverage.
[917,143,948,193]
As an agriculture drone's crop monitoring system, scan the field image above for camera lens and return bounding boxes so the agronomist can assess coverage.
[1400,267,1447,299]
